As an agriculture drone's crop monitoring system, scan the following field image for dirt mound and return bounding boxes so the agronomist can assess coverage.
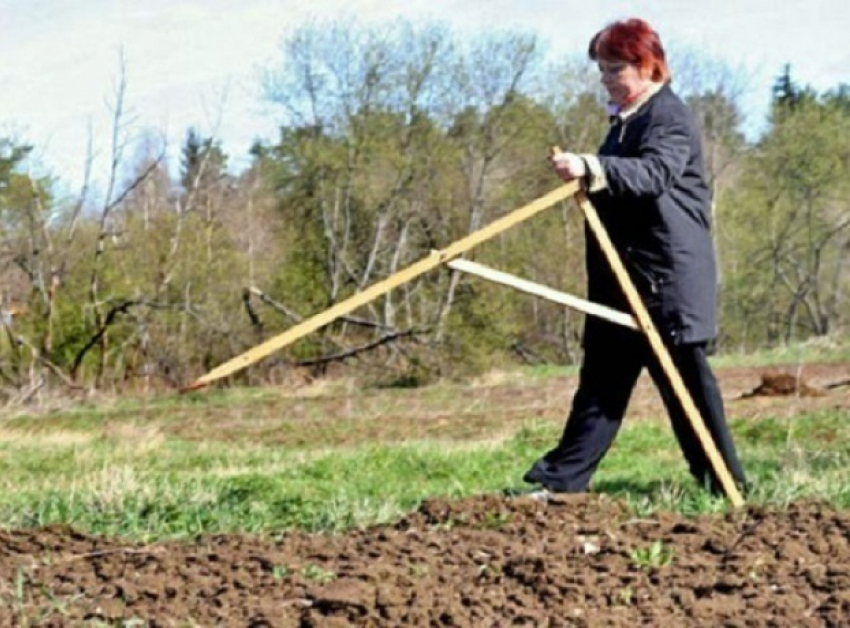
[2,494,849,626]
[741,372,826,398]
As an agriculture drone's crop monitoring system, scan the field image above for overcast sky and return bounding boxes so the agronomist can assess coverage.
[2,0,847,195]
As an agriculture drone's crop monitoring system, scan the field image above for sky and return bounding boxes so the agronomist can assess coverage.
[1,0,848,196]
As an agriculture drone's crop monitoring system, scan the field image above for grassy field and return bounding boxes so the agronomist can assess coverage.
[0,341,848,542]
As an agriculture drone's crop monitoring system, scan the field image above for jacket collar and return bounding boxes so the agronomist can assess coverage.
[608,81,666,123]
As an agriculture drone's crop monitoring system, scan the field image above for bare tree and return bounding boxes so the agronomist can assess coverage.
[79,54,165,385]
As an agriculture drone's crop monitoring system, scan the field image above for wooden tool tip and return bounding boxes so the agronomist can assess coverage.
[178,381,207,394]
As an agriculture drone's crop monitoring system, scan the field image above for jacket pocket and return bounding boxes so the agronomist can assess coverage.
[624,249,665,300]
[625,252,681,343]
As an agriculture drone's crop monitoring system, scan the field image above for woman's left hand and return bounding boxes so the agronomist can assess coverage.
[550,152,587,182]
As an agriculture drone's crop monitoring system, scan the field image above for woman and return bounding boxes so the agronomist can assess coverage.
[523,18,747,495]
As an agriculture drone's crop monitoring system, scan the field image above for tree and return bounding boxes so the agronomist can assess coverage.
[259,19,580,379]
[180,128,228,199]
[718,80,850,347]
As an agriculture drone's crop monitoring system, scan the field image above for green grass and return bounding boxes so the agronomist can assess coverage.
[710,335,850,368]
[511,336,850,379]
[0,338,847,540]
[0,399,848,541]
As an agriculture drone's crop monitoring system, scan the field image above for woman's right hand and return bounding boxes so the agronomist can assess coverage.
[550,151,586,182]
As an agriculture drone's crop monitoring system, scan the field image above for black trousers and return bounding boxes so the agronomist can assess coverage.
[523,326,747,494]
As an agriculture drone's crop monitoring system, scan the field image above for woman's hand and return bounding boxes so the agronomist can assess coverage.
[550,151,586,182]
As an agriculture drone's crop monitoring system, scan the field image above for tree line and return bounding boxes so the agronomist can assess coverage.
[1,21,848,400]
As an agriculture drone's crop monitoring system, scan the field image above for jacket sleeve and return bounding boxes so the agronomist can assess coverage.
[599,113,692,199]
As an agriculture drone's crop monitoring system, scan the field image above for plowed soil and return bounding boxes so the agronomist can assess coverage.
[2,496,849,626]
[2,362,850,626]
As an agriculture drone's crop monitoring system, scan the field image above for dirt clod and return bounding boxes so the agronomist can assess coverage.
[741,372,825,398]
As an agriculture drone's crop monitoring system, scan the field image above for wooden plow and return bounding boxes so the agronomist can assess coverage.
[183,172,744,507]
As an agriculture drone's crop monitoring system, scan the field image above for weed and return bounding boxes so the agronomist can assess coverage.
[301,564,336,583]
[430,515,466,531]
[476,562,503,580]
[630,540,674,570]
[614,586,635,606]
[408,563,430,578]
[272,565,290,580]
[480,511,512,529]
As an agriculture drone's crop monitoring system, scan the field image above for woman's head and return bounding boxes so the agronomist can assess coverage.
[589,19,671,106]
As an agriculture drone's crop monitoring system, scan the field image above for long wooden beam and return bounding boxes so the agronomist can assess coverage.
[182,180,581,391]
[447,259,637,329]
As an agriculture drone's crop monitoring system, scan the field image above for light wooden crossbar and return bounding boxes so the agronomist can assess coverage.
[446,259,637,329]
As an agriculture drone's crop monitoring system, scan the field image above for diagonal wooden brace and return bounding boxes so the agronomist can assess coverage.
[446,259,638,329]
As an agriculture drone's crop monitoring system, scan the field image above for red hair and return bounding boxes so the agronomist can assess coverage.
[589,19,671,83]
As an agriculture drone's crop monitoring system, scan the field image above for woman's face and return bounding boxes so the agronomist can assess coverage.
[597,59,650,106]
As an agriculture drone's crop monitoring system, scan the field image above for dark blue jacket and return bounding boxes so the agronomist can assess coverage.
[586,83,717,344]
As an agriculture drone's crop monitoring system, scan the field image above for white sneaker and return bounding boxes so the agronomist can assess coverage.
[524,488,554,503]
